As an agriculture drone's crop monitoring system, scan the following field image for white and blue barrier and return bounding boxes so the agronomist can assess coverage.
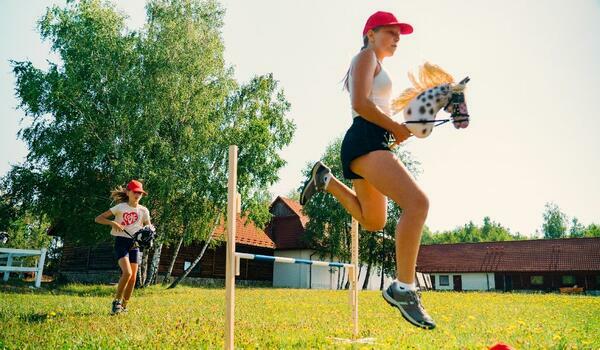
[224,145,361,349]
[235,252,354,268]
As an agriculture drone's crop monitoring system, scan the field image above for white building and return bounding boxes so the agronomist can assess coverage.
[417,238,600,292]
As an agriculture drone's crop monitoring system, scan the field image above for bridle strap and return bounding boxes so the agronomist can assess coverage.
[405,119,452,127]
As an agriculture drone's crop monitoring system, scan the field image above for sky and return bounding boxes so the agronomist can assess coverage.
[1,1,599,237]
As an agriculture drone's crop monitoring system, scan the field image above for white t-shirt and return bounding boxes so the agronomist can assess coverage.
[109,202,151,238]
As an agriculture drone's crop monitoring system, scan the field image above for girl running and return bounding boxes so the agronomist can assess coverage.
[300,11,435,329]
[95,179,151,314]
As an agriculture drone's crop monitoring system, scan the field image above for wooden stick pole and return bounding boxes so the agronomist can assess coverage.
[351,217,359,338]
[225,145,238,350]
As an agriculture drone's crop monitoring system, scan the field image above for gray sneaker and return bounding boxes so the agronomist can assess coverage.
[111,299,123,315]
[382,281,436,329]
[299,161,331,205]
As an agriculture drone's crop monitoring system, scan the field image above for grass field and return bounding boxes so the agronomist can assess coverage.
[0,283,598,349]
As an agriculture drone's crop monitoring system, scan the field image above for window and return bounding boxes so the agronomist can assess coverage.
[530,275,544,285]
[184,261,191,271]
[562,275,576,286]
[439,275,449,286]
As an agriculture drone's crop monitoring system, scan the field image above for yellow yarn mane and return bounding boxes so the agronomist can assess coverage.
[392,62,455,112]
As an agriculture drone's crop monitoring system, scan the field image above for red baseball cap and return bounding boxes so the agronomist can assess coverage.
[363,11,413,36]
[127,180,147,194]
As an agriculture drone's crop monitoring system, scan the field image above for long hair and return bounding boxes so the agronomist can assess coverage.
[343,27,382,91]
[391,62,455,112]
[110,185,129,204]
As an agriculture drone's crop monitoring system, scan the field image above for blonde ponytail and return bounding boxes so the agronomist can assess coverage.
[110,185,128,204]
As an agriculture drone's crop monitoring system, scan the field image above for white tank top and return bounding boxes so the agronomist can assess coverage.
[348,52,393,118]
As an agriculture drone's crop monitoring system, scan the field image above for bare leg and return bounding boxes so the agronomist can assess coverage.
[122,262,138,307]
[350,150,429,284]
[115,257,132,300]
[326,177,387,231]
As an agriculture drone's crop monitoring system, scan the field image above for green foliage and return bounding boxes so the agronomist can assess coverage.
[542,202,567,239]
[4,0,294,247]
[569,217,585,238]
[0,214,52,250]
[583,223,600,237]
[0,285,598,349]
[421,216,525,245]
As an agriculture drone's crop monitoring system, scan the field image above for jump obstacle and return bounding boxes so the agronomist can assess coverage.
[224,145,362,349]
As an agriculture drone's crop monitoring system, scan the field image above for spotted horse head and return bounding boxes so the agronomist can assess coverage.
[392,63,470,138]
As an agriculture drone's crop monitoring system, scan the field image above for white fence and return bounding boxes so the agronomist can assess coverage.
[0,248,47,288]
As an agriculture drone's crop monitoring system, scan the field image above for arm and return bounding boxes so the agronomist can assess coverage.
[95,210,124,231]
[142,208,152,227]
[351,50,411,144]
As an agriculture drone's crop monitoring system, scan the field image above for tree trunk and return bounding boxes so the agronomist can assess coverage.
[339,267,346,290]
[362,261,372,290]
[344,260,351,290]
[143,242,163,287]
[163,235,184,284]
[380,266,385,290]
[168,215,220,289]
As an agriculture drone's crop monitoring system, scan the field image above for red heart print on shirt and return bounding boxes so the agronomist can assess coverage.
[121,212,139,226]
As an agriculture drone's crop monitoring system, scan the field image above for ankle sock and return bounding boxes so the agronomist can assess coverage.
[395,279,416,291]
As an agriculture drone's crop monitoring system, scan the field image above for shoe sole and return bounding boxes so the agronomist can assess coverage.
[382,289,435,330]
[299,161,323,205]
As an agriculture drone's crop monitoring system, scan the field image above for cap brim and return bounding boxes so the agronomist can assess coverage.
[393,22,413,35]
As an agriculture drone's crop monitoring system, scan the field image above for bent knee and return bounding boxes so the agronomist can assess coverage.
[361,217,387,232]
[404,192,429,217]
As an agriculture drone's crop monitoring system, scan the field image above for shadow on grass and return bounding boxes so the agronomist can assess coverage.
[1,279,230,297]
[17,310,96,323]
[1,280,115,297]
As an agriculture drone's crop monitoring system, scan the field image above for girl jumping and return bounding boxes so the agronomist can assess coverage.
[300,11,435,329]
[95,179,151,315]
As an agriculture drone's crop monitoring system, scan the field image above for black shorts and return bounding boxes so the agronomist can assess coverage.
[114,236,142,264]
[340,116,393,179]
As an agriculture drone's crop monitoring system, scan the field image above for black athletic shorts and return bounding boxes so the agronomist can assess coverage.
[114,236,142,264]
[340,116,393,179]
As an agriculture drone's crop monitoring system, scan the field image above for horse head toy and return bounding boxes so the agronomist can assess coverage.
[392,62,470,138]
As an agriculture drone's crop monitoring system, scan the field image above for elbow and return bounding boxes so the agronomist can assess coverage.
[352,99,370,116]
[94,216,102,224]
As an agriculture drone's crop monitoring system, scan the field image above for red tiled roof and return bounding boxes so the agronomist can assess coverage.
[213,215,275,249]
[275,196,309,227]
[417,237,600,273]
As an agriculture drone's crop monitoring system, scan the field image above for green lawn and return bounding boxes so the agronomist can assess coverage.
[0,283,598,349]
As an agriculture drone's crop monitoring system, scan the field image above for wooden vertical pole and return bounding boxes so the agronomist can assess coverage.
[225,145,238,350]
[351,217,359,338]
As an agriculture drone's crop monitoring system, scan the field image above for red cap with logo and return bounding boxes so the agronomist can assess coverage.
[127,180,147,195]
[363,11,413,36]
